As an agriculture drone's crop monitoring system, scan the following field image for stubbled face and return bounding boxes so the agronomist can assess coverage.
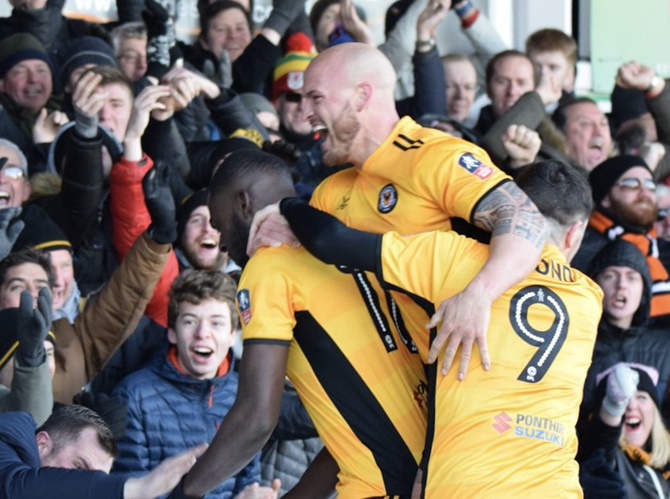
[622,390,655,449]
[97,82,133,143]
[443,59,477,122]
[562,102,612,171]
[168,298,235,379]
[181,206,227,271]
[276,92,312,137]
[488,55,535,118]
[208,191,250,268]
[116,37,148,83]
[38,427,114,473]
[301,61,360,167]
[203,8,252,63]
[596,265,644,329]
[0,144,30,208]
[528,49,573,93]
[0,59,52,113]
[0,263,50,310]
[602,167,657,230]
[49,249,74,312]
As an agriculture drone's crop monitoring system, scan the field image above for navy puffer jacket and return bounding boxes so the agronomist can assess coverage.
[112,353,261,498]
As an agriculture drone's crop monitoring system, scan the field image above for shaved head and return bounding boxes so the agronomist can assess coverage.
[306,43,396,95]
[301,43,400,168]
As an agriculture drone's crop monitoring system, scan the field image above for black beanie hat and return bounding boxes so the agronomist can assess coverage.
[0,308,56,370]
[12,207,72,254]
[0,33,52,79]
[588,239,652,327]
[60,36,118,89]
[176,189,209,247]
[589,155,652,206]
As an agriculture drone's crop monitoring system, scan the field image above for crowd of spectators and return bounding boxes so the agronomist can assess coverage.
[0,0,669,497]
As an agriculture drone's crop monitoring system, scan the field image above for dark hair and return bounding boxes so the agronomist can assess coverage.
[168,269,238,329]
[209,149,292,198]
[0,249,54,289]
[515,160,593,226]
[485,49,538,90]
[551,96,598,132]
[37,404,117,458]
[199,0,252,39]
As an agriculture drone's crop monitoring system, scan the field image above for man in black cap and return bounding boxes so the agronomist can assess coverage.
[0,33,63,162]
[572,154,670,322]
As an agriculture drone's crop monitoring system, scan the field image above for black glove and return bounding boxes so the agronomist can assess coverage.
[73,391,129,440]
[143,0,173,79]
[15,289,51,368]
[143,160,177,244]
[264,0,306,37]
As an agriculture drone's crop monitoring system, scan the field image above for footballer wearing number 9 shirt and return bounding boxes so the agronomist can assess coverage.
[299,42,547,380]
[280,160,603,498]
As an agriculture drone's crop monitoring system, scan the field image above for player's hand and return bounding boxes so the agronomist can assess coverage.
[246,202,301,258]
[234,480,281,499]
[426,285,492,380]
[124,444,208,499]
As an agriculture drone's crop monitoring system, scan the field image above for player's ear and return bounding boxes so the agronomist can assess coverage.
[354,82,372,112]
[565,219,586,259]
[236,189,254,221]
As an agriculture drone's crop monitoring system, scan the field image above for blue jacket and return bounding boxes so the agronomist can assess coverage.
[113,353,260,498]
[0,412,126,498]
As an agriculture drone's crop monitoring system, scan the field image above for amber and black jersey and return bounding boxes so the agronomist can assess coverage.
[237,245,427,498]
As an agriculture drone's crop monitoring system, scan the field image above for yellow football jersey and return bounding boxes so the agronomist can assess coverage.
[311,116,510,235]
[378,230,603,498]
[311,116,511,361]
[237,245,427,499]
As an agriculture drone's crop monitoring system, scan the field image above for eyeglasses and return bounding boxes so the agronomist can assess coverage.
[615,177,656,192]
[0,166,24,180]
[284,92,302,103]
[658,209,670,221]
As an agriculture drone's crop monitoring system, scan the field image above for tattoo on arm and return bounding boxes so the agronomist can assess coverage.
[473,182,546,250]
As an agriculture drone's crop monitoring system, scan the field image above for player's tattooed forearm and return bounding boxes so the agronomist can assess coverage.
[473,182,546,250]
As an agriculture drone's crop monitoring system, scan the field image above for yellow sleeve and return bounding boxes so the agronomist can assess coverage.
[380,231,490,302]
[237,250,296,343]
[413,140,511,222]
